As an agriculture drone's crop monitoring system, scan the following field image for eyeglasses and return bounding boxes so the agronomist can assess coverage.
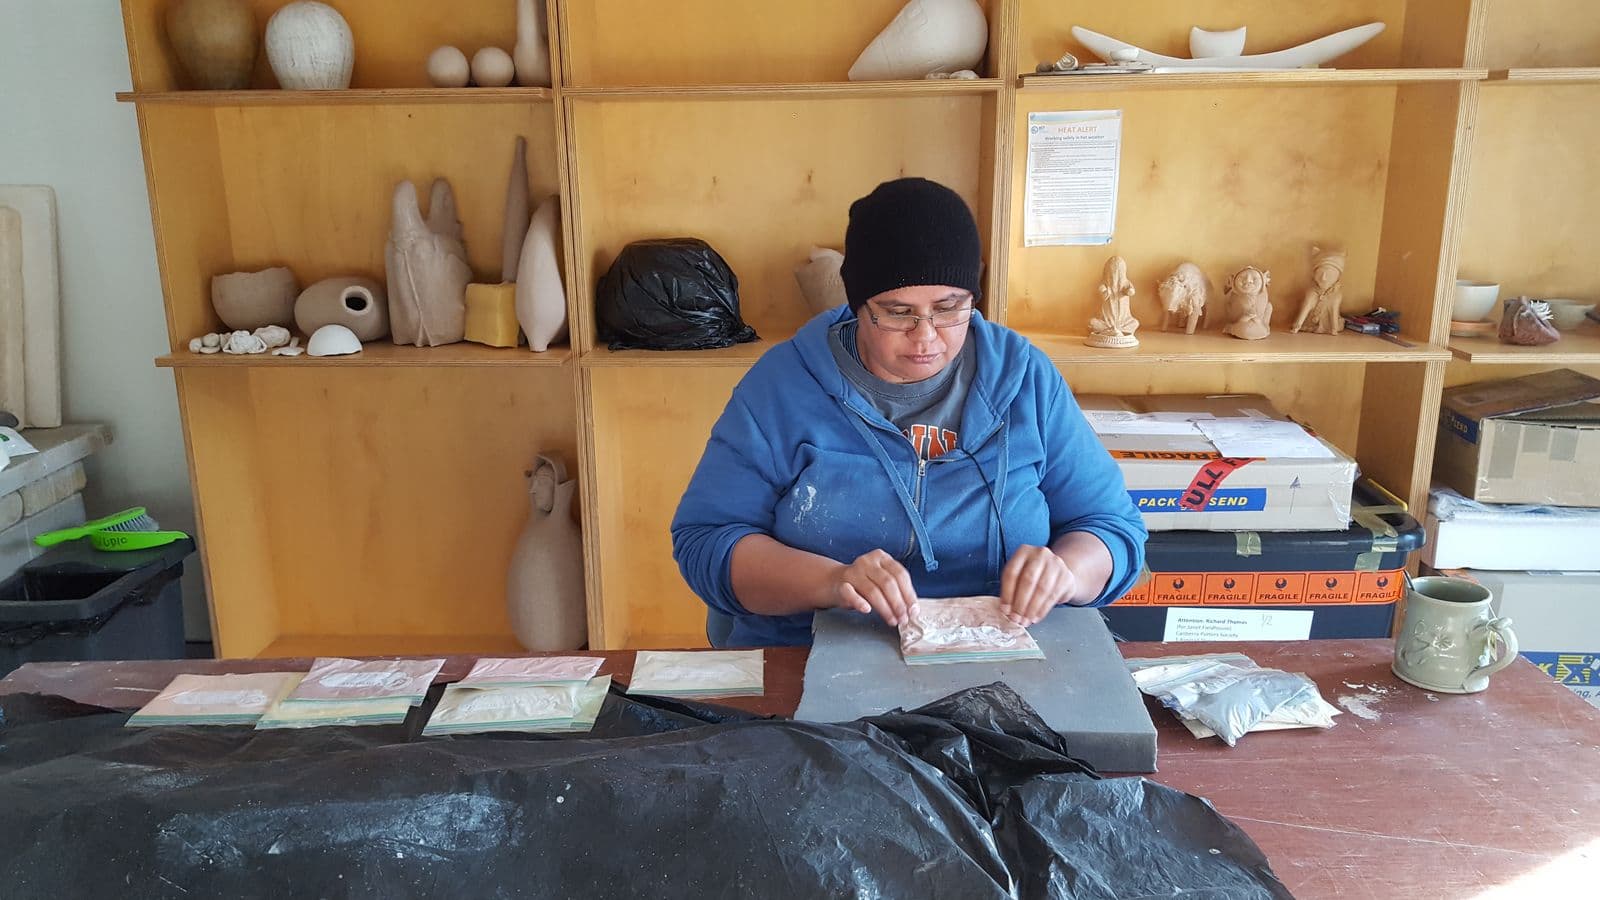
[865,302,974,333]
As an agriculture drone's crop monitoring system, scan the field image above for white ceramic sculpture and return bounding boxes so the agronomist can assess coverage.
[515,194,566,352]
[1292,246,1345,335]
[795,247,848,315]
[514,0,553,88]
[426,46,470,88]
[502,136,530,282]
[265,1,354,89]
[1072,22,1385,70]
[295,276,389,341]
[849,0,988,81]
[307,323,362,356]
[1223,266,1273,341]
[471,47,515,87]
[1159,262,1209,334]
[1085,255,1140,348]
[192,325,290,355]
[386,179,472,347]
[507,453,587,652]
[211,266,297,331]
[221,329,266,354]
[1189,27,1247,59]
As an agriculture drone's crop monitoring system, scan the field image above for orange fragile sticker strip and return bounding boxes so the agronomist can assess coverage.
[1118,569,1405,606]
[1180,457,1255,511]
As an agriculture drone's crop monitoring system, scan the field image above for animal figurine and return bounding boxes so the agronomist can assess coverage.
[1292,246,1345,335]
[1159,262,1209,334]
[1223,266,1272,341]
[1085,255,1140,348]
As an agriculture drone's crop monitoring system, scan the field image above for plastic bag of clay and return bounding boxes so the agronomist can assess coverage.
[456,656,604,689]
[1135,659,1334,746]
[628,649,765,698]
[254,675,413,729]
[595,238,759,351]
[283,657,445,706]
[898,596,1046,666]
[125,672,302,727]
[421,682,582,735]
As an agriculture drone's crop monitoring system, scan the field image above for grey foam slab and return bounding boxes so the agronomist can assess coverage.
[796,606,1157,773]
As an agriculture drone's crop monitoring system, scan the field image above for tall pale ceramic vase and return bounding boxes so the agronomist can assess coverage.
[507,453,587,651]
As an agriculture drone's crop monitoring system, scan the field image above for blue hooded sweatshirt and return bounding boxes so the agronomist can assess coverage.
[672,307,1147,647]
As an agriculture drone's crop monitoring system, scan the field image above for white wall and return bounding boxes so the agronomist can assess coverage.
[1,1,208,640]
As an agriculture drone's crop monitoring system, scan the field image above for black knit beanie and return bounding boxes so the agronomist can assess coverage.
[841,177,983,312]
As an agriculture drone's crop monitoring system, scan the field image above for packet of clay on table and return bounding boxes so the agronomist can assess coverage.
[628,650,764,698]
[898,596,1046,666]
[255,675,413,729]
[456,656,604,688]
[126,672,302,727]
[283,657,445,706]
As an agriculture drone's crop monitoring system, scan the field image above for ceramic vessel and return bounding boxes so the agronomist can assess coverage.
[265,1,354,90]
[514,0,553,88]
[165,0,258,90]
[294,276,389,341]
[1393,577,1518,694]
[516,195,566,351]
[1073,22,1385,70]
[501,136,531,282]
[849,0,988,81]
[426,46,470,88]
[795,247,847,315]
[471,47,515,87]
[1544,298,1596,331]
[211,267,297,331]
[306,323,362,356]
[1452,280,1500,322]
[507,454,587,652]
[385,179,471,347]
[1189,26,1247,58]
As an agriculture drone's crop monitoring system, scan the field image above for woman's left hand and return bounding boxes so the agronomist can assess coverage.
[1000,545,1076,627]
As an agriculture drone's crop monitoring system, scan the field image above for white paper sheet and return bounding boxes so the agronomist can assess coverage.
[1024,110,1122,246]
[1082,410,1203,436]
[1194,418,1335,459]
[1162,608,1314,642]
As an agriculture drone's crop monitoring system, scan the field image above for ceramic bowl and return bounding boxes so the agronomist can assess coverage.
[1544,298,1596,331]
[1452,280,1501,323]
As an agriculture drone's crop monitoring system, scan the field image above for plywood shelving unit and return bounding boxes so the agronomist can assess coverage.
[119,1,1592,655]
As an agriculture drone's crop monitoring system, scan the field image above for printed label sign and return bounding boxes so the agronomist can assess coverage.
[1202,573,1254,606]
[1163,608,1315,642]
[1129,489,1267,513]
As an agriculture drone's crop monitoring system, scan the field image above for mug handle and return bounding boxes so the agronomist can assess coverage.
[1469,617,1519,682]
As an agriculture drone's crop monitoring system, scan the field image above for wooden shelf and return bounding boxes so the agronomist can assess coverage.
[259,633,527,659]
[1448,330,1600,364]
[1025,330,1450,364]
[157,343,573,368]
[116,87,554,106]
[1487,68,1600,84]
[581,342,773,367]
[562,79,1002,100]
[1018,68,1487,92]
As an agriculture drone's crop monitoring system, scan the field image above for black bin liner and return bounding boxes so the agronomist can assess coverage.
[596,238,759,350]
[0,683,1291,899]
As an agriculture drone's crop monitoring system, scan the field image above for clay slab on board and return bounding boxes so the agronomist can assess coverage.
[797,606,1158,772]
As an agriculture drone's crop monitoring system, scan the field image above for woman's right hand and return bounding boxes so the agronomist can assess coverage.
[831,549,918,627]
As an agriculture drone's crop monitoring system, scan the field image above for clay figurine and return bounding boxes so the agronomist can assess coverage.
[1498,296,1560,346]
[1292,246,1345,335]
[1085,255,1140,348]
[1159,262,1209,334]
[385,179,472,347]
[1223,266,1273,341]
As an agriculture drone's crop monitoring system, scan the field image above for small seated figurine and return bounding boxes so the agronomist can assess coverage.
[1292,246,1346,335]
[1085,255,1140,348]
[1223,266,1273,341]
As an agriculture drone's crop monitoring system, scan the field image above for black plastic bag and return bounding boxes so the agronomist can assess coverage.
[0,682,1290,899]
[596,238,759,350]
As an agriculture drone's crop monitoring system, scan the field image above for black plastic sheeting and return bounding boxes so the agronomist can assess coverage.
[595,237,760,351]
[0,683,1291,899]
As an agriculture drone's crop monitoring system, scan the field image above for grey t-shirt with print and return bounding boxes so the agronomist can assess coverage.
[829,319,975,460]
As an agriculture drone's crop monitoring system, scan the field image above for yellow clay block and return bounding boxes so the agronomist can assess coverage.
[463,283,521,348]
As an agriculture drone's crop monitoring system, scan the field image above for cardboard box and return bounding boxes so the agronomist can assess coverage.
[1079,394,1357,532]
[1435,369,1600,507]
[1466,570,1600,711]
[1422,489,1600,571]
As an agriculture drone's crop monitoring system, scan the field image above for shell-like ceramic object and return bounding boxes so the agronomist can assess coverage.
[307,323,363,356]
[1189,26,1247,58]
[1073,22,1385,69]
[471,47,515,87]
[426,46,470,88]
[295,276,390,341]
[265,1,354,90]
[211,267,297,331]
[849,0,988,81]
